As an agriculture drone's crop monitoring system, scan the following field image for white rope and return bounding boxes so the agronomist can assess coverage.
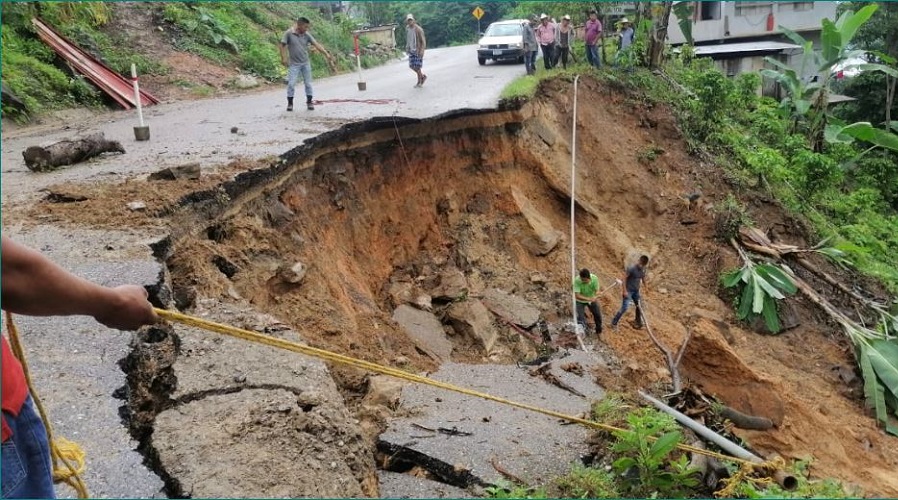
[570,74,587,352]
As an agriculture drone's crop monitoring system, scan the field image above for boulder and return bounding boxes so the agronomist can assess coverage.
[446,300,500,354]
[391,305,453,361]
[232,74,260,89]
[511,188,562,256]
[278,261,307,284]
[482,289,540,329]
[387,281,415,307]
[430,268,468,301]
[362,375,405,408]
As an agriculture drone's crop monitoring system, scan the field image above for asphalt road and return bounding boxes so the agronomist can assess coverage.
[1,44,526,208]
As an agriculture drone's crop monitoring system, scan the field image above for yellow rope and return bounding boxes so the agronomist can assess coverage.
[153,308,784,473]
[5,313,89,499]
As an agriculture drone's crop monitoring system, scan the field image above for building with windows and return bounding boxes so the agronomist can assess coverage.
[667,1,837,96]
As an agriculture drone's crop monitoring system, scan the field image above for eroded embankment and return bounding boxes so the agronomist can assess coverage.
[119,77,897,497]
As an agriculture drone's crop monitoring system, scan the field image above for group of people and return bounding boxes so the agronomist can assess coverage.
[573,255,650,338]
[522,11,635,75]
[279,14,427,111]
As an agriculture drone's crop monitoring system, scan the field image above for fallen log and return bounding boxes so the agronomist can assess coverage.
[719,405,774,431]
[23,133,125,172]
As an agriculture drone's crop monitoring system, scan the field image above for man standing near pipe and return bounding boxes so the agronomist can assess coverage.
[280,17,335,111]
[611,254,649,331]
[535,14,557,70]
[574,268,603,337]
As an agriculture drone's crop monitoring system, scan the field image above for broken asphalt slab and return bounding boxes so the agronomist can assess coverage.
[379,351,606,490]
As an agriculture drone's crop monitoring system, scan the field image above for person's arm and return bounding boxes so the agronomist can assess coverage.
[279,43,288,66]
[621,272,630,297]
[418,26,426,55]
[1,237,157,331]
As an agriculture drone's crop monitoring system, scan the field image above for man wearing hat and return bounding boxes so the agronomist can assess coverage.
[584,10,603,68]
[556,14,576,69]
[405,14,427,88]
[535,13,557,70]
[618,17,635,50]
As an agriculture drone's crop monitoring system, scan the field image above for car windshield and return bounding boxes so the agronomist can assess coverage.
[485,24,521,37]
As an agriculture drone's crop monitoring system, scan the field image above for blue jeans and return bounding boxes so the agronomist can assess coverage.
[524,50,537,73]
[540,44,555,69]
[287,62,313,100]
[2,396,55,499]
[612,290,643,326]
[586,44,601,67]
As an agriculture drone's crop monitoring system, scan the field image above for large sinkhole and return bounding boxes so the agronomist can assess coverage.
[120,79,700,498]
[118,78,897,498]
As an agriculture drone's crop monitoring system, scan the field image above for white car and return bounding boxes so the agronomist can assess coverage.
[477,19,528,65]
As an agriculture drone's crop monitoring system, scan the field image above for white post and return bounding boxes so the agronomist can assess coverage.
[356,53,363,81]
[571,74,586,352]
[131,63,145,127]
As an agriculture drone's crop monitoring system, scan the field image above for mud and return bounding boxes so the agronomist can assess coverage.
[9,76,898,496]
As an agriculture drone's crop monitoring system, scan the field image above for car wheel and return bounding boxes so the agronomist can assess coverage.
[478,57,486,66]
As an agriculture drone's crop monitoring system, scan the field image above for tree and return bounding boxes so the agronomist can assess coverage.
[835,2,898,130]
[760,4,898,152]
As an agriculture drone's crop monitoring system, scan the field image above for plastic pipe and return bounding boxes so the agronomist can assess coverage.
[638,390,797,490]
[570,74,586,352]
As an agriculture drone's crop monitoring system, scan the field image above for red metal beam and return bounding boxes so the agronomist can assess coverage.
[31,18,160,110]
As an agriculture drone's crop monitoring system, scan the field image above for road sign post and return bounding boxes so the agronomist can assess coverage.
[472,6,484,35]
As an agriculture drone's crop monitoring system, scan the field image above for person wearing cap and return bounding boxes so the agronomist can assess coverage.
[535,14,557,70]
[280,17,335,111]
[584,10,603,68]
[615,17,635,69]
[522,18,538,75]
[555,15,576,69]
[405,14,427,88]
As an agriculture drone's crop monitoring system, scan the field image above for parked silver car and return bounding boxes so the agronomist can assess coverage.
[477,19,528,65]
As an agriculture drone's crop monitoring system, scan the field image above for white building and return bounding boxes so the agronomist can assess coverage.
[668,1,838,96]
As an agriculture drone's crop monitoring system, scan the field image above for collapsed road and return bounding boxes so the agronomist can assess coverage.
[3,55,898,497]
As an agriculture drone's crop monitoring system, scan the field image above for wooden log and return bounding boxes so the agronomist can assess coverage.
[23,132,125,172]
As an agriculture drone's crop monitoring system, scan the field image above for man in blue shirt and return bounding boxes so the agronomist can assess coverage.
[611,255,648,330]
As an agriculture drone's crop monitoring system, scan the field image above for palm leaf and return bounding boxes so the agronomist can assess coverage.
[761,294,782,334]
[868,339,898,400]
[737,278,754,320]
[837,4,879,48]
[756,265,797,294]
[859,343,892,434]
[751,275,766,314]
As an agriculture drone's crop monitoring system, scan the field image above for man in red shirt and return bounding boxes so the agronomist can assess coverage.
[2,236,157,499]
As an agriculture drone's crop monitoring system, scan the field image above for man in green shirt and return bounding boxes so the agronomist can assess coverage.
[574,268,603,336]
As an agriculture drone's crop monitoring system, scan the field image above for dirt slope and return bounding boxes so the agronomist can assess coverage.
[17,76,898,496]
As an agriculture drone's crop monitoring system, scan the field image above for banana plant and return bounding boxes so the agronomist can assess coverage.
[721,251,797,333]
[760,4,898,152]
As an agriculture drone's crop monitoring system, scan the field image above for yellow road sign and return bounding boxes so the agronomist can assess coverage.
[472,6,485,20]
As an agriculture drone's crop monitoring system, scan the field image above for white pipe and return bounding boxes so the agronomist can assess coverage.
[571,74,586,352]
[356,53,363,82]
[131,63,145,127]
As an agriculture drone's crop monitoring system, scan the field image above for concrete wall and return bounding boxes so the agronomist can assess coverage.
[668,1,837,44]
[355,25,397,48]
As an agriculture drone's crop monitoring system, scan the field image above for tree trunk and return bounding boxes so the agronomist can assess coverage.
[648,1,673,69]
[22,132,125,172]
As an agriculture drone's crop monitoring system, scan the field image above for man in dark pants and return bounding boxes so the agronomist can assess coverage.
[611,255,649,330]
[574,268,602,336]
[535,14,557,70]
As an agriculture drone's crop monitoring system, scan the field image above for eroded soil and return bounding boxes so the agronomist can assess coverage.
[15,77,898,496]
